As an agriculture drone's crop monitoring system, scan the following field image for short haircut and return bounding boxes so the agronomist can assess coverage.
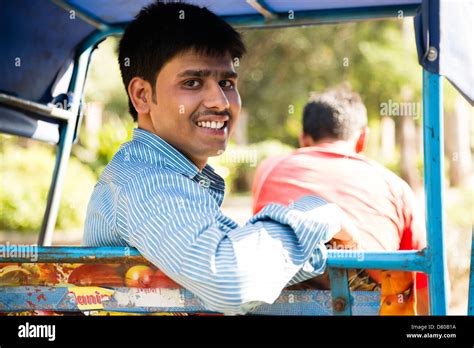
[302,87,368,142]
[118,1,246,121]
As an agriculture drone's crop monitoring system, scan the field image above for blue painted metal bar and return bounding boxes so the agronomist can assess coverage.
[0,246,141,263]
[73,5,420,53]
[56,4,420,55]
[327,249,428,273]
[37,45,95,246]
[0,92,73,121]
[50,0,111,31]
[0,287,380,316]
[64,4,420,44]
[98,5,420,30]
[0,247,428,273]
[328,268,352,315]
[222,5,419,29]
[422,70,448,315]
[36,26,126,246]
[245,0,277,20]
[77,26,124,55]
[468,229,474,316]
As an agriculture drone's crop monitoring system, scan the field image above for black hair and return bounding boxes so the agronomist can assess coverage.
[302,87,368,142]
[118,0,246,121]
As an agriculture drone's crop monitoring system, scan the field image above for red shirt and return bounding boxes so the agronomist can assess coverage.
[252,142,427,288]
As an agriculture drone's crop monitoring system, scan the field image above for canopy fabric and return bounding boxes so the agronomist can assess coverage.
[0,0,95,142]
[414,0,474,105]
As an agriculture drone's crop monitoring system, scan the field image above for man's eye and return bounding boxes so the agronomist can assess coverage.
[219,80,234,89]
[183,80,201,88]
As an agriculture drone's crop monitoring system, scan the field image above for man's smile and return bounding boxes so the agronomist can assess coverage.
[196,120,226,129]
[193,113,230,136]
[193,119,228,137]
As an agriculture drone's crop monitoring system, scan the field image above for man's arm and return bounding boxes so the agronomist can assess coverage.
[115,180,347,315]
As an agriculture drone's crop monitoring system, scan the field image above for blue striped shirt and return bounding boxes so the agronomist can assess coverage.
[83,128,342,315]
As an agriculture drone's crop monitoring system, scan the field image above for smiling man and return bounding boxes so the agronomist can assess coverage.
[132,50,239,169]
[83,1,358,315]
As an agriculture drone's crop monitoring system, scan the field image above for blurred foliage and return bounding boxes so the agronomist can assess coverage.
[78,37,134,176]
[238,19,423,148]
[82,20,428,151]
[446,184,474,228]
[83,37,128,115]
[74,114,134,177]
[0,138,97,232]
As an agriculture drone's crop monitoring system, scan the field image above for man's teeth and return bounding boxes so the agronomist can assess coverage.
[197,121,225,129]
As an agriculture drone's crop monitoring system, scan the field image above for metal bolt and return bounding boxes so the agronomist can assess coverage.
[427,46,438,62]
[333,297,346,312]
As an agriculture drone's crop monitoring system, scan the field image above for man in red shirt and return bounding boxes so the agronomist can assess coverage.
[252,88,429,314]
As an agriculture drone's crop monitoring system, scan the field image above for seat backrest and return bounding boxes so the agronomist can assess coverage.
[0,256,381,316]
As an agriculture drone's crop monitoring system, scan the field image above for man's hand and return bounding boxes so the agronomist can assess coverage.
[284,197,361,248]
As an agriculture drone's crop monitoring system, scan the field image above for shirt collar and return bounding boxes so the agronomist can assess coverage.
[296,141,358,158]
[131,128,221,183]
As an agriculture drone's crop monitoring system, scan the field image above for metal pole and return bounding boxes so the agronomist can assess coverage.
[327,249,428,273]
[1,247,428,269]
[468,229,474,315]
[37,46,93,246]
[37,26,123,246]
[422,69,448,315]
[0,92,73,121]
[328,268,352,315]
[226,5,419,29]
[50,0,110,31]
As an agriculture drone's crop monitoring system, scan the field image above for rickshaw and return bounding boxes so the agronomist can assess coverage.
[0,0,473,317]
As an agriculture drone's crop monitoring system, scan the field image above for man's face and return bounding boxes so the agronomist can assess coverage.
[148,50,241,168]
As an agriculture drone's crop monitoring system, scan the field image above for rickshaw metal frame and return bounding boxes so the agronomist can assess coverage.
[0,2,455,315]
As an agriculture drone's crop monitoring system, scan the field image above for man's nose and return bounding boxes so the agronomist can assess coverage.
[202,82,230,111]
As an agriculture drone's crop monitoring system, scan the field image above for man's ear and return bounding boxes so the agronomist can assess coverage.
[128,77,153,115]
[299,133,314,148]
[355,127,370,153]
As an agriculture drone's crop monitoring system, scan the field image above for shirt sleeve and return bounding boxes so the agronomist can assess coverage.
[115,177,342,315]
